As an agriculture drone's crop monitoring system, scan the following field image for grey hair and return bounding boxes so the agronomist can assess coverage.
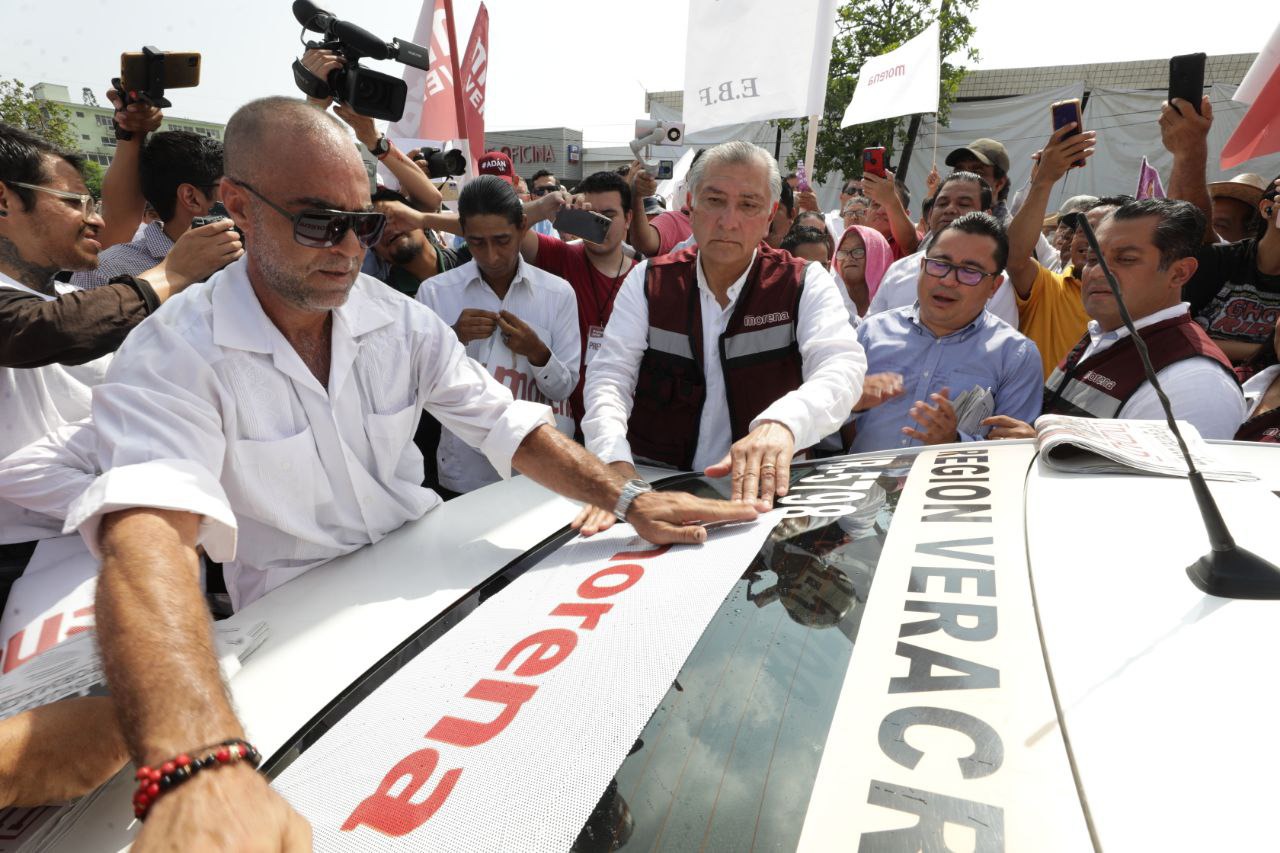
[686,140,782,205]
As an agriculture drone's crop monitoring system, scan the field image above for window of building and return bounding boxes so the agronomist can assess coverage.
[81,134,90,140]
[101,136,117,147]
[76,111,85,118]
[95,114,114,127]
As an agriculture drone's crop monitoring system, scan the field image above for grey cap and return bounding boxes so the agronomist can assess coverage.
[1057,194,1099,217]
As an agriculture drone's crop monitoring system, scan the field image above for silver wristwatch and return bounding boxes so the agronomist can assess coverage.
[612,478,653,522]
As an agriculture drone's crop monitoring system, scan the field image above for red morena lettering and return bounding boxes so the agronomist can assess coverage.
[496,629,577,678]
[550,600,613,631]
[577,564,644,599]
[426,679,538,748]
[341,748,462,835]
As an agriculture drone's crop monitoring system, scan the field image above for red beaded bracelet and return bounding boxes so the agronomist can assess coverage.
[132,738,262,821]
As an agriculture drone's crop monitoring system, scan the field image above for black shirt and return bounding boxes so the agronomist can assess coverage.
[1184,238,1280,347]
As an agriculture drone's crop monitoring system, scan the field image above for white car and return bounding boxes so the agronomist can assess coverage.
[45,438,1280,852]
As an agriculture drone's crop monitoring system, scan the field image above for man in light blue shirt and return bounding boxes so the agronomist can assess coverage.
[850,212,1043,452]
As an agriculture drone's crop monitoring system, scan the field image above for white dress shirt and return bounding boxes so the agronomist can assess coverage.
[65,258,552,610]
[0,273,111,544]
[1078,303,1246,440]
[0,419,98,525]
[865,248,1019,329]
[417,256,580,493]
[584,252,867,472]
[1243,365,1280,419]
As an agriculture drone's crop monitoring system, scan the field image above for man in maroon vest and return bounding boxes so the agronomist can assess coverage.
[579,141,867,531]
[985,198,1245,440]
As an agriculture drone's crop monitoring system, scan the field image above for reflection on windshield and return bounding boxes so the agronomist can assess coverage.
[572,452,918,852]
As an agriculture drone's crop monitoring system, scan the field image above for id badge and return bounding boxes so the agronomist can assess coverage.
[585,325,605,364]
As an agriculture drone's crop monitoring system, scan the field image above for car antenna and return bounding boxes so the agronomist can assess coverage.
[1077,216,1280,598]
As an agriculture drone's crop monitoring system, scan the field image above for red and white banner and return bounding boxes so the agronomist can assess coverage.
[0,535,96,676]
[1222,21,1280,168]
[459,3,489,179]
[273,518,779,851]
[841,22,940,128]
[385,0,469,160]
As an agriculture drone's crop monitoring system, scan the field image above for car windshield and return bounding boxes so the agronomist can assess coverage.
[572,450,922,852]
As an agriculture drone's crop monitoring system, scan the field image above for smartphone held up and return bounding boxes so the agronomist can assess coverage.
[1050,98,1087,168]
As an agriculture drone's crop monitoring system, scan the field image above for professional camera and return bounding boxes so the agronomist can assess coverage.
[290,0,430,122]
[412,147,467,180]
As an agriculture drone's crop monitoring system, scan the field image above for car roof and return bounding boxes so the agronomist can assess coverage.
[55,441,1280,851]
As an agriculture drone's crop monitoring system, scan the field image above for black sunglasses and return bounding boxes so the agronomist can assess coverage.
[229,179,386,249]
[532,185,559,196]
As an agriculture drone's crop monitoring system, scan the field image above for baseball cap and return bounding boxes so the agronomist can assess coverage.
[1207,173,1267,207]
[477,151,516,185]
[945,138,1011,175]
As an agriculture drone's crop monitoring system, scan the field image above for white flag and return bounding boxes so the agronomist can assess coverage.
[682,0,837,135]
[840,23,940,128]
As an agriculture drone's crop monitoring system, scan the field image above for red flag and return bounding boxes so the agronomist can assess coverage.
[459,4,490,178]
[387,0,468,148]
[1221,66,1280,169]
[1221,26,1280,169]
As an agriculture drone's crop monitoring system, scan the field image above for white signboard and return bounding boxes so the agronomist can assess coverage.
[682,0,837,134]
[841,23,941,128]
[798,446,1091,850]
[274,518,779,851]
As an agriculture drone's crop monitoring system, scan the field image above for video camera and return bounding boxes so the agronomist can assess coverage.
[290,0,430,122]
[630,119,685,181]
[412,147,467,180]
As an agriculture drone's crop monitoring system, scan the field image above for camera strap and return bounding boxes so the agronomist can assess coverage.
[291,60,332,100]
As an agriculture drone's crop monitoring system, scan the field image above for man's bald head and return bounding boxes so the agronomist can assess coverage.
[224,97,359,185]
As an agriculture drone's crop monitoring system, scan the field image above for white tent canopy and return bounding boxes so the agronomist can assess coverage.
[902,82,1280,220]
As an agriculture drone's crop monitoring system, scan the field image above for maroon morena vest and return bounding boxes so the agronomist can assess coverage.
[626,244,806,469]
[1043,312,1234,419]
[1234,408,1280,443]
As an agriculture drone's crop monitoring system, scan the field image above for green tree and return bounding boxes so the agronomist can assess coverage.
[0,79,78,150]
[785,0,979,185]
[80,160,105,199]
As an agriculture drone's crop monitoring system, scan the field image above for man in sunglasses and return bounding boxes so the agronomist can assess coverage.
[847,212,1043,453]
[824,177,862,243]
[63,97,759,850]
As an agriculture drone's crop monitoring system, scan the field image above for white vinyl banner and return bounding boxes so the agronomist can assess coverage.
[682,0,837,134]
[274,517,780,851]
[798,446,1092,851]
[841,23,940,128]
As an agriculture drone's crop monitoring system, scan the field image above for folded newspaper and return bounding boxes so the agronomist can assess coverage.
[1034,415,1258,482]
[0,621,268,852]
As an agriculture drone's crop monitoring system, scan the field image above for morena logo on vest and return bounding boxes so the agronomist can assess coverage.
[742,311,790,327]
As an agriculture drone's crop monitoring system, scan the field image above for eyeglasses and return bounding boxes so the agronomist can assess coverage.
[533,185,559,196]
[922,257,995,286]
[5,181,100,217]
[842,185,862,196]
[836,247,867,260]
[229,179,386,249]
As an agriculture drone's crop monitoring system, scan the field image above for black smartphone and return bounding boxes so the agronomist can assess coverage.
[553,208,612,245]
[1169,53,1206,115]
[190,201,230,229]
[1051,99,1086,167]
[120,50,202,93]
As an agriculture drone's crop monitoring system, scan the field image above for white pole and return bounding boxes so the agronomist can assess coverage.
[803,114,820,183]
[932,113,939,169]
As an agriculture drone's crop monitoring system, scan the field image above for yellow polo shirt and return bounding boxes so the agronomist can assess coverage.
[1017,263,1090,379]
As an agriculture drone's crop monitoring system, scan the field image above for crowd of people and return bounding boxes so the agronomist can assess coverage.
[0,49,1277,846]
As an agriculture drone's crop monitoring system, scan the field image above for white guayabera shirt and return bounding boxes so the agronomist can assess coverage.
[66,258,551,610]
[417,256,580,494]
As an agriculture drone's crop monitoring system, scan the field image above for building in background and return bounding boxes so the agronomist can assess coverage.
[482,127,584,185]
[30,82,225,167]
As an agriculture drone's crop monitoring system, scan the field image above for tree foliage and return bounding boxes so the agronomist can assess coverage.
[80,161,105,199]
[0,79,78,151]
[785,0,980,185]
